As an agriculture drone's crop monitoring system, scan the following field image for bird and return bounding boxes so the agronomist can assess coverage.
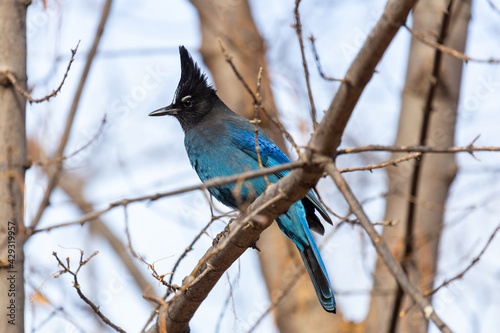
[149,46,336,313]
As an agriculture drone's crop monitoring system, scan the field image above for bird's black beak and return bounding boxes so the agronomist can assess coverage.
[149,104,179,117]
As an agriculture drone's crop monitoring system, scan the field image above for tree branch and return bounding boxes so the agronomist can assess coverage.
[309,35,343,82]
[1,42,79,103]
[338,152,421,173]
[293,0,318,128]
[53,251,126,333]
[405,24,500,64]
[29,0,114,230]
[28,161,305,236]
[326,164,452,333]
[337,143,498,156]
[424,224,500,296]
[217,39,302,157]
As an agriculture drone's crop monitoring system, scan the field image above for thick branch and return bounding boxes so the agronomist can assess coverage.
[326,164,452,333]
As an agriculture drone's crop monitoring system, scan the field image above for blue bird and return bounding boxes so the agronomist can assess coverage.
[149,46,336,313]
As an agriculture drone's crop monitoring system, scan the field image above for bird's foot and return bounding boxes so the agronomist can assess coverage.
[249,236,261,252]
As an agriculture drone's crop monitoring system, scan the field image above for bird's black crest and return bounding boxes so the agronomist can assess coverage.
[172,46,214,104]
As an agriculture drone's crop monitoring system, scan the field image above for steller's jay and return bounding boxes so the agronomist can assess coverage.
[149,46,336,313]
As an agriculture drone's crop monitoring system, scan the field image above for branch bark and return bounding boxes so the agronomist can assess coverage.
[0,1,28,332]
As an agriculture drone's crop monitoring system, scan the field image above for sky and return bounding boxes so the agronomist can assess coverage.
[23,0,500,332]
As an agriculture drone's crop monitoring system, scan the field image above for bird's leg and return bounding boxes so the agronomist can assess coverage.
[249,237,261,252]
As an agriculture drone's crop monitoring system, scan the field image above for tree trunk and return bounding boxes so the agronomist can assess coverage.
[189,0,348,331]
[0,1,28,332]
[365,1,471,332]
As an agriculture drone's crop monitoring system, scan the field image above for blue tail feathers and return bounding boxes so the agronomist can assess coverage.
[299,240,336,313]
[276,204,336,313]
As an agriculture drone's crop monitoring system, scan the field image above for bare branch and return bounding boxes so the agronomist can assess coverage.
[309,35,344,82]
[30,0,114,231]
[1,41,79,103]
[139,256,177,292]
[252,67,269,185]
[158,212,239,323]
[405,24,500,64]
[33,116,107,166]
[123,204,139,259]
[487,0,500,15]
[53,251,126,333]
[337,143,500,155]
[338,152,421,173]
[29,161,305,236]
[425,224,500,296]
[293,0,318,128]
[326,164,452,333]
[217,39,303,157]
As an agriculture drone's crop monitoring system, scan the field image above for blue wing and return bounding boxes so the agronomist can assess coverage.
[226,121,332,233]
[227,122,336,312]
[226,122,291,168]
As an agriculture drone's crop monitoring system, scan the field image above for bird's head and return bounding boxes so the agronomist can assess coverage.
[149,46,217,131]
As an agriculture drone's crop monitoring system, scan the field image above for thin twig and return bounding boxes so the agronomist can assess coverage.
[168,212,235,286]
[139,257,177,291]
[53,251,126,333]
[405,24,500,64]
[309,36,343,82]
[336,142,498,156]
[1,41,80,103]
[338,152,421,173]
[487,0,500,15]
[32,116,107,166]
[260,106,302,158]
[29,160,305,236]
[34,116,107,166]
[217,39,303,157]
[424,224,500,296]
[252,67,269,186]
[294,0,318,128]
[30,0,114,231]
[123,204,139,259]
[218,39,255,98]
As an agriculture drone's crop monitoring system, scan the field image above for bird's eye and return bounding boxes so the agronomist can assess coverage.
[182,96,193,108]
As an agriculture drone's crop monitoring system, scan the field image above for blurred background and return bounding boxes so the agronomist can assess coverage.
[23,0,500,332]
